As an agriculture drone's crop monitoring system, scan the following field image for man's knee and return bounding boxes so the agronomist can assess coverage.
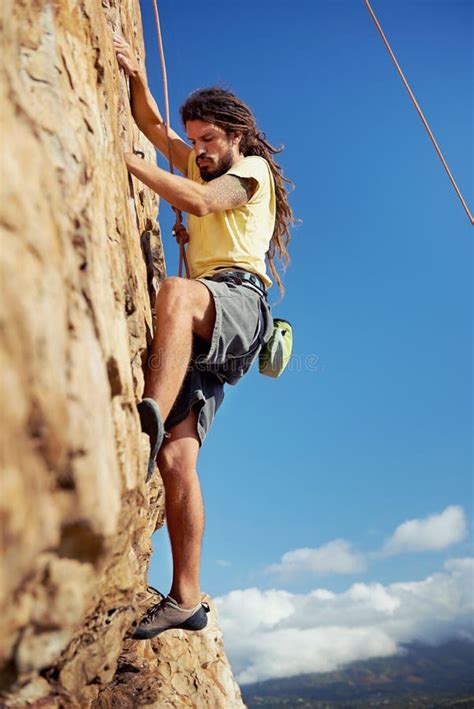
[156,277,189,313]
[155,276,215,341]
[157,438,199,486]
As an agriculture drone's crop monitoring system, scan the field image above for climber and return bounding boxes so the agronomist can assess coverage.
[113,33,296,639]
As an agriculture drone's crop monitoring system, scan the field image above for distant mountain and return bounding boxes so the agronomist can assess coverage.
[241,638,474,708]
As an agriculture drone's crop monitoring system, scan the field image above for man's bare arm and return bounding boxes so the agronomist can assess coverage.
[125,154,256,216]
[201,174,257,213]
[113,34,191,174]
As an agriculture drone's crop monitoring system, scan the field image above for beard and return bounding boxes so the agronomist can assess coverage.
[197,148,234,182]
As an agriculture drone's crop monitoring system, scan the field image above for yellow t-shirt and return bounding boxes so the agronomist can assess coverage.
[186,152,276,288]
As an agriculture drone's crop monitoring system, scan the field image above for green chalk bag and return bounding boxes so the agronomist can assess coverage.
[259,318,293,378]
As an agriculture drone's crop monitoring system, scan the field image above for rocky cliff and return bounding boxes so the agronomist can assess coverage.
[0,1,244,706]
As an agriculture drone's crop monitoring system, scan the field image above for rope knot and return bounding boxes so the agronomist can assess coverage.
[172,222,190,245]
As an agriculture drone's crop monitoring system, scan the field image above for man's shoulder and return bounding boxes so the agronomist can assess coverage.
[233,155,269,169]
[226,155,272,184]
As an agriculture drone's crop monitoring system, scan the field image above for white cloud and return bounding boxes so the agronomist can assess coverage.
[266,540,366,579]
[216,560,231,567]
[215,557,474,684]
[215,588,295,636]
[381,505,467,556]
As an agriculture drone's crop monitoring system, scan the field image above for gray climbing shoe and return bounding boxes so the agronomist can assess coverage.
[137,398,164,481]
[132,594,210,640]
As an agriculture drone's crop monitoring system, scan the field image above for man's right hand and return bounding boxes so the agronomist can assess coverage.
[113,31,191,174]
[113,33,140,77]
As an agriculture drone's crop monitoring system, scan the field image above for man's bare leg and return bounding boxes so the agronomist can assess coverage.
[141,276,213,607]
[156,409,203,608]
[143,276,216,421]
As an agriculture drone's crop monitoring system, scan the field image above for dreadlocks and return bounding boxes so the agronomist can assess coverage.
[180,87,297,298]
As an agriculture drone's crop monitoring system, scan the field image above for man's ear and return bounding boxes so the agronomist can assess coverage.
[231,132,242,148]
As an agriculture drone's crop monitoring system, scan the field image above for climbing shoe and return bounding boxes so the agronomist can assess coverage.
[137,398,164,482]
[132,594,211,640]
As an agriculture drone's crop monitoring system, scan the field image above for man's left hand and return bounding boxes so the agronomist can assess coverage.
[124,152,143,171]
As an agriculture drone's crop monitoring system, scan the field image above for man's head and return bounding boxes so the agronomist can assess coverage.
[185,120,241,181]
[180,87,256,181]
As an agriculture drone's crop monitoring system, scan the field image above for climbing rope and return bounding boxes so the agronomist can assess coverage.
[151,0,191,276]
[364,0,473,225]
[152,1,472,231]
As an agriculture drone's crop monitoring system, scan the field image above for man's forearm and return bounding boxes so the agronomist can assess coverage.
[126,154,206,216]
[129,71,163,129]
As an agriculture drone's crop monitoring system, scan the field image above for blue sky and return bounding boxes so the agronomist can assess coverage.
[136,0,472,679]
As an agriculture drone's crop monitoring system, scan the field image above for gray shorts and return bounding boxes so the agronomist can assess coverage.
[164,275,274,445]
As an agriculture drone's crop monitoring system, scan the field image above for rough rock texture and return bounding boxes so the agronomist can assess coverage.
[0,1,244,707]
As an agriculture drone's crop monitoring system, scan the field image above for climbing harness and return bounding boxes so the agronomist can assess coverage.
[151,0,191,276]
[364,0,473,225]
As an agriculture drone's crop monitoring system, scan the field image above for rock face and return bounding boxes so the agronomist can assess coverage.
[0,1,244,706]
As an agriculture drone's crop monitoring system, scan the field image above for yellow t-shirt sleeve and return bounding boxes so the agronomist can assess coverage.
[226,156,272,202]
[187,150,199,180]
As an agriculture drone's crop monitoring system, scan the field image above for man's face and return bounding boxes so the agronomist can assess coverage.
[186,120,238,181]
